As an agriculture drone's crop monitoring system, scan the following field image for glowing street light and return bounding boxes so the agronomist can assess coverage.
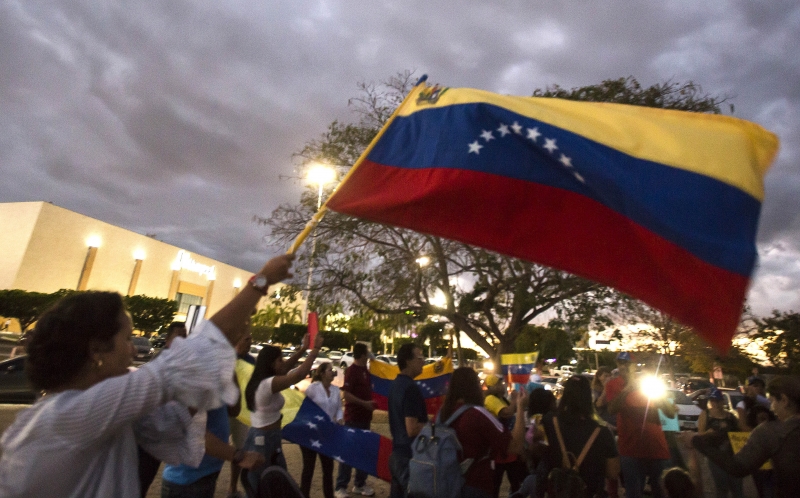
[308,163,337,210]
[303,162,338,322]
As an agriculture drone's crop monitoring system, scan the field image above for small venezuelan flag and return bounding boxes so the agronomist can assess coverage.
[501,352,539,385]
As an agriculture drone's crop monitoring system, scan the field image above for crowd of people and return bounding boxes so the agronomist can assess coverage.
[0,250,798,498]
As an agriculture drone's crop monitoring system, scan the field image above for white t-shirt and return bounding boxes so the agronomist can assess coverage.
[250,377,286,427]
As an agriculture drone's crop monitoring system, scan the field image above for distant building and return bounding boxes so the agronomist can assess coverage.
[0,201,300,332]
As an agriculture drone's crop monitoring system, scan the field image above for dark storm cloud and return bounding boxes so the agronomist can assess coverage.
[1,0,798,313]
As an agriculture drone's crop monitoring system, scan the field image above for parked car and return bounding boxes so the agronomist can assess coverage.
[339,351,355,369]
[539,375,564,396]
[132,336,155,363]
[374,354,397,366]
[150,333,168,349]
[681,377,714,394]
[689,387,745,418]
[249,344,264,357]
[667,389,702,431]
[0,356,36,404]
[302,350,333,373]
[718,387,745,415]
[327,350,343,362]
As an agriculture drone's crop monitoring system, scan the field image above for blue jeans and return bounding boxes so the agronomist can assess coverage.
[243,426,286,492]
[336,419,371,490]
[161,471,220,498]
[619,456,667,498]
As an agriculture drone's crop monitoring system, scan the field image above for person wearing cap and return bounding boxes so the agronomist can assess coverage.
[483,375,527,498]
[693,376,800,498]
[697,388,743,498]
[736,377,770,431]
[603,352,675,498]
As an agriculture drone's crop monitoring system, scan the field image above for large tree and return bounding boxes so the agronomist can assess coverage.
[261,73,725,358]
[754,310,800,374]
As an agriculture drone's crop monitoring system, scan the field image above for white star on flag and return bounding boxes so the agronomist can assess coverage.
[543,138,558,153]
[347,428,356,433]
[311,440,322,449]
[468,141,483,154]
[511,121,523,134]
[497,124,510,137]
[307,422,318,430]
[334,456,344,463]
[480,130,495,141]
[527,127,541,142]
[574,172,586,183]
[315,416,325,421]
[559,154,572,168]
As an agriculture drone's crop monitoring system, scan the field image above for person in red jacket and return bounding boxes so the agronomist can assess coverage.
[604,352,675,498]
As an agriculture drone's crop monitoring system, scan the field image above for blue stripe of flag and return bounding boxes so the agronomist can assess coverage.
[366,103,759,276]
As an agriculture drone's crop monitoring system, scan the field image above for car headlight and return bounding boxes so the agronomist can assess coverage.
[640,375,666,400]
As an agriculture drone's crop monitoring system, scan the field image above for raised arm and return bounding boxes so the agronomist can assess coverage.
[507,390,529,456]
[210,254,294,346]
[271,334,324,393]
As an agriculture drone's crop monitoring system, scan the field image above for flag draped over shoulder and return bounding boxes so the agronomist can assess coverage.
[501,352,539,384]
[370,356,453,415]
[283,397,393,482]
[325,82,779,351]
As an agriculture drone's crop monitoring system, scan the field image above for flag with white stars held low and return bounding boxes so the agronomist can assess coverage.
[283,397,393,482]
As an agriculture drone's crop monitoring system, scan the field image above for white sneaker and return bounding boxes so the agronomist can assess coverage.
[352,485,375,496]
[335,489,349,498]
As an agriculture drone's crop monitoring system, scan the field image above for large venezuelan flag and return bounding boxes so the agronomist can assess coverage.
[325,82,779,350]
[370,356,453,415]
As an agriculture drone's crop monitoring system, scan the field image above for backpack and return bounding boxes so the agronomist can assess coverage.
[407,404,477,498]
[546,417,601,498]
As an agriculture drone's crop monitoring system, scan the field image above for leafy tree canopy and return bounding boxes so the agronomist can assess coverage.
[754,310,800,374]
[261,72,729,358]
[124,294,177,334]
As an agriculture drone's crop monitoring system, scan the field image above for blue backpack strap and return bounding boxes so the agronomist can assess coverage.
[442,404,474,427]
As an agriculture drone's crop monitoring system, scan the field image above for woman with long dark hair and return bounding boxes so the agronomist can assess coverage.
[242,333,323,491]
[438,368,527,498]
[540,375,620,498]
[0,254,294,497]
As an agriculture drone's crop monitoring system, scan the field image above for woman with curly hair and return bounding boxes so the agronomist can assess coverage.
[0,254,294,497]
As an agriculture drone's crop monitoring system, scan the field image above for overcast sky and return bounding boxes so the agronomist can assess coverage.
[1,0,798,317]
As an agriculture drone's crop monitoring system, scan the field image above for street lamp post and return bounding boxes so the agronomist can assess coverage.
[302,163,337,323]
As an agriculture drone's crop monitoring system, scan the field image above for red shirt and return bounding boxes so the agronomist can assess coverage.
[342,363,372,424]
[449,404,511,496]
[605,376,669,459]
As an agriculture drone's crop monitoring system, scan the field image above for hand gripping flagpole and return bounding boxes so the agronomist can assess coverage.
[286,75,430,255]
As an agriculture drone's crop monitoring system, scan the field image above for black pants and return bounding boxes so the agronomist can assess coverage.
[300,445,334,498]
